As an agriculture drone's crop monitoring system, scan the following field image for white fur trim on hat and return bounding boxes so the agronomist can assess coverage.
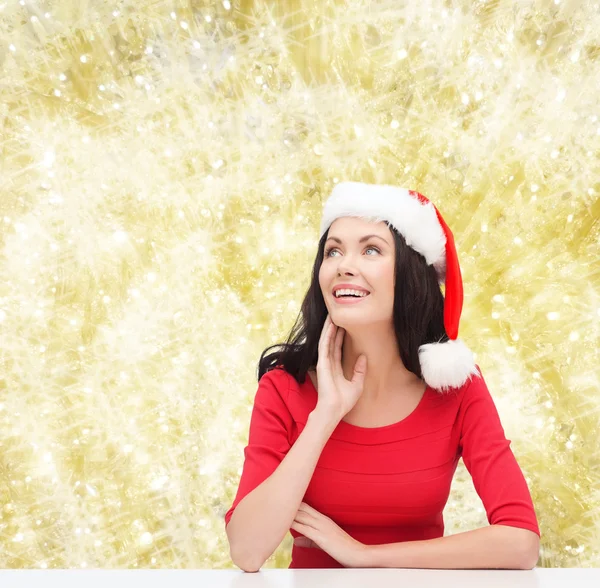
[418,339,480,392]
[320,182,447,279]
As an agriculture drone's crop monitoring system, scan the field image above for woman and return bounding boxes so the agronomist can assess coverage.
[224,182,541,572]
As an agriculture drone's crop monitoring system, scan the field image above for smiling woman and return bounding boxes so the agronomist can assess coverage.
[257,213,457,392]
[255,183,478,394]
[224,182,540,571]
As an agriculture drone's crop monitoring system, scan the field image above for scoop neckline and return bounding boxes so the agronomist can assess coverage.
[304,372,432,436]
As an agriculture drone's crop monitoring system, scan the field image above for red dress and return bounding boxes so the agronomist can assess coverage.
[224,365,540,568]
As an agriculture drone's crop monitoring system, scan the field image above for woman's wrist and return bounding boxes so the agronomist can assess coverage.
[310,403,343,430]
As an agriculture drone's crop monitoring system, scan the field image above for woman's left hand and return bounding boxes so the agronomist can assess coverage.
[291,502,369,568]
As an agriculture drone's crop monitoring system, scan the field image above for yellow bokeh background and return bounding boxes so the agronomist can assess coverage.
[0,0,598,569]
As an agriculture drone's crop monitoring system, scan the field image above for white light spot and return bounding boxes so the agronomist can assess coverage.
[140,532,153,546]
[151,476,169,490]
[113,230,128,243]
[43,151,55,167]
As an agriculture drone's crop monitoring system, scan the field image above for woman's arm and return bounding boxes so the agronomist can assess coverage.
[226,406,339,572]
[362,524,540,569]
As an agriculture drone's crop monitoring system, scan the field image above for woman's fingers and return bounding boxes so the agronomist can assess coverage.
[294,536,318,549]
[294,511,315,525]
[333,326,344,378]
[299,502,321,516]
[318,315,327,349]
[328,321,337,365]
[318,315,331,362]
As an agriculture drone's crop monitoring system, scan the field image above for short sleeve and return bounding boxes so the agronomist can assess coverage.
[224,368,294,528]
[457,367,541,537]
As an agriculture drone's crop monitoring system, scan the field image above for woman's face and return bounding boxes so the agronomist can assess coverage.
[319,217,396,327]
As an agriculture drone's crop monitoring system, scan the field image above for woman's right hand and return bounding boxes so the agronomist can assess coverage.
[314,314,368,422]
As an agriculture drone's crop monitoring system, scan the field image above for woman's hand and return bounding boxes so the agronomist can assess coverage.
[314,314,368,419]
[291,502,369,568]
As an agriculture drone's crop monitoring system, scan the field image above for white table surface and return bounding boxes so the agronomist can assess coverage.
[0,569,598,587]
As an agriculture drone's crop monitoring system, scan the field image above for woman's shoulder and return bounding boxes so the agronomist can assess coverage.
[258,365,317,420]
[435,364,491,412]
[257,365,307,398]
[257,365,293,393]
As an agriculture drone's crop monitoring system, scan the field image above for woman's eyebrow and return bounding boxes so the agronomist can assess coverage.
[325,234,390,246]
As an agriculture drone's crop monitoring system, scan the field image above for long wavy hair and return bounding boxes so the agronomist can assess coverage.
[257,220,449,385]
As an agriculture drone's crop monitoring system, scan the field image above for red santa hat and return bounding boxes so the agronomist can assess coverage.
[319,181,480,392]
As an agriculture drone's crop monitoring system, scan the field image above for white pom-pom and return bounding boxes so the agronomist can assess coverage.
[418,338,480,393]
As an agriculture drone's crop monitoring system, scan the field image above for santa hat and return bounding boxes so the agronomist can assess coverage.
[319,181,480,393]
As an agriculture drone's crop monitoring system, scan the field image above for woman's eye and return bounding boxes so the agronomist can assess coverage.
[325,246,380,257]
